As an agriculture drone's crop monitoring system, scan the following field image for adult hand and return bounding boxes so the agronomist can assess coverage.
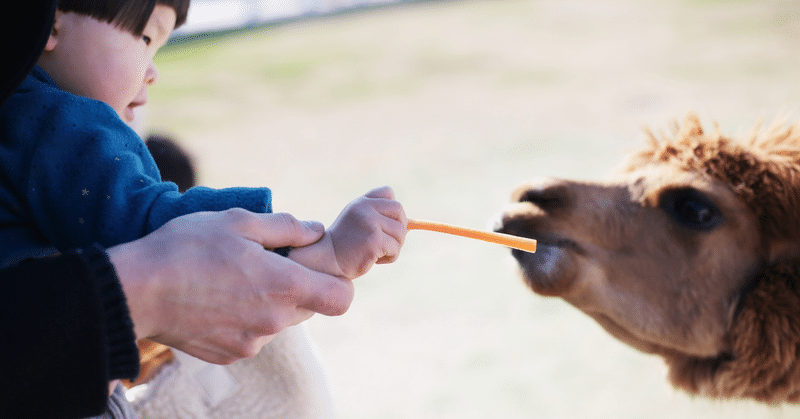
[108,209,355,365]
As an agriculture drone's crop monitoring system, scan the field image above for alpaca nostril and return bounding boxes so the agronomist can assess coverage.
[515,185,567,210]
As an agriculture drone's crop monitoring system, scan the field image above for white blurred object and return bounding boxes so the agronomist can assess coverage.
[126,325,337,419]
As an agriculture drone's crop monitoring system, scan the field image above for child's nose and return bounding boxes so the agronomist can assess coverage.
[145,63,159,86]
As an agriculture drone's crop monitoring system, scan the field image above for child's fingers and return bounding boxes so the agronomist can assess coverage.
[367,197,407,225]
[359,186,407,226]
[344,198,405,267]
[363,197,407,250]
[376,216,405,264]
[364,185,395,200]
[375,237,402,264]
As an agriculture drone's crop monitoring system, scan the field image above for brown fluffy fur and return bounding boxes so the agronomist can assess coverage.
[628,114,800,242]
[664,265,800,403]
[498,113,800,403]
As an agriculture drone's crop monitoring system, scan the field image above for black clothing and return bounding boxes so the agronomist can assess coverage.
[0,245,139,419]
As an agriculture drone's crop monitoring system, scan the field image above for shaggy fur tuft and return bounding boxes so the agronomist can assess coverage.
[663,263,800,403]
[628,113,800,241]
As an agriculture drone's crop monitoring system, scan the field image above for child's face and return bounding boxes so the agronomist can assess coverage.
[40,5,176,123]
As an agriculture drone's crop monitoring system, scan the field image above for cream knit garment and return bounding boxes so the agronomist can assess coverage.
[126,325,336,419]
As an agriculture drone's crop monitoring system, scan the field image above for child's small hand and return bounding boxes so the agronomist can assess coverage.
[288,186,406,279]
[328,186,406,278]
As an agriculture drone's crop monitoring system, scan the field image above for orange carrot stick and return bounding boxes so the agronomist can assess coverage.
[407,219,537,253]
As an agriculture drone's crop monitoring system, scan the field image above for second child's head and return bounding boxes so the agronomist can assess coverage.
[38,0,190,123]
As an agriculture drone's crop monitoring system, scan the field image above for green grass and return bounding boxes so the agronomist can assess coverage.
[144,0,800,417]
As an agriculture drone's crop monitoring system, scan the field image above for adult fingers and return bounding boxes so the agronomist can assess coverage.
[296,268,356,317]
[245,261,355,323]
[223,209,325,249]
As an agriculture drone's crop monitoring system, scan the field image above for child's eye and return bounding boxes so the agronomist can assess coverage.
[142,35,152,46]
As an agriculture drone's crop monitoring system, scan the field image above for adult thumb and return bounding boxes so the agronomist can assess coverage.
[243,212,325,249]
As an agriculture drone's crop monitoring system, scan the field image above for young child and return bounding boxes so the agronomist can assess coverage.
[0,0,407,279]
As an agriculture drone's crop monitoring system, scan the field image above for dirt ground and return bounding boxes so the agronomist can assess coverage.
[147,0,800,417]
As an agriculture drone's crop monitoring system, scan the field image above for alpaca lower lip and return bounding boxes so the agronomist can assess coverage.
[513,242,579,295]
[513,242,567,272]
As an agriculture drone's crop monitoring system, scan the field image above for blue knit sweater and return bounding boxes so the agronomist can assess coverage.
[0,67,272,268]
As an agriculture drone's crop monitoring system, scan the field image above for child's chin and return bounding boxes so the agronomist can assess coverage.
[123,106,136,123]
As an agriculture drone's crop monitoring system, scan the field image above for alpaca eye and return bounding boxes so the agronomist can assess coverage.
[660,188,723,231]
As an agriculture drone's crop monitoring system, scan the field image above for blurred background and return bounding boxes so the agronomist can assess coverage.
[144,0,800,417]
[173,0,398,33]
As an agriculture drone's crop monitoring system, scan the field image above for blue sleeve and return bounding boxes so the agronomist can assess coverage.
[1,82,272,252]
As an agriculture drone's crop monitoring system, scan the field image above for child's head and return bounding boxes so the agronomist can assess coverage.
[37,0,191,123]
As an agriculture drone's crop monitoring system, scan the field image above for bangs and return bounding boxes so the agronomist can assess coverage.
[58,0,190,35]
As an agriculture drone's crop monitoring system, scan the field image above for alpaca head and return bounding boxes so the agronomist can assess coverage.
[496,113,800,402]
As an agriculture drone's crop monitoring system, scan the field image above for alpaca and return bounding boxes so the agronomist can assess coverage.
[495,113,800,403]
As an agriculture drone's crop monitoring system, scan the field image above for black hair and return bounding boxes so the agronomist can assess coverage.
[146,134,196,193]
[57,0,190,35]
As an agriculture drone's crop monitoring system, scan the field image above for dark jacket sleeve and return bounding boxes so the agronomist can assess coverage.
[0,245,139,419]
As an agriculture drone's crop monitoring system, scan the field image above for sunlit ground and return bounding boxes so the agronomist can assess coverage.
[147,0,800,417]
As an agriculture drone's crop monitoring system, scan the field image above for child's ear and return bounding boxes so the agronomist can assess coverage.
[44,10,65,52]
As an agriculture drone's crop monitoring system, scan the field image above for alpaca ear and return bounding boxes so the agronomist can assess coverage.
[767,240,800,266]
